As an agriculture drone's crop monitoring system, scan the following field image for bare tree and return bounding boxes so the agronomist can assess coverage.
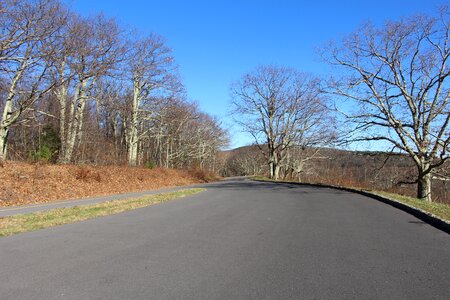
[48,11,77,163]
[324,8,450,201]
[56,14,122,163]
[0,0,65,162]
[124,34,180,166]
[231,65,334,180]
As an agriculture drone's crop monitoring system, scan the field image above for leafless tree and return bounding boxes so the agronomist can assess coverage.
[56,14,122,163]
[47,11,77,163]
[0,0,65,162]
[231,65,334,180]
[124,34,180,166]
[324,7,450,201]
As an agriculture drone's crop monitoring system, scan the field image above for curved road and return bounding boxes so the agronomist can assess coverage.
[1,178,449,299]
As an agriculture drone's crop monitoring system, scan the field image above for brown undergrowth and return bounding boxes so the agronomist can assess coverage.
[0,161,217,207]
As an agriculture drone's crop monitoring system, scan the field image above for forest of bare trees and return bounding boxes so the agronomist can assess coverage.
[222,146,450,204]
[0,0,228,170]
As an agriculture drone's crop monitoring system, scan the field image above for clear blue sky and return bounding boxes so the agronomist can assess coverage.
[65,0,446,149]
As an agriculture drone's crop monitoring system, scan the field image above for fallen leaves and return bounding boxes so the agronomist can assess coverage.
[0,162,203,207]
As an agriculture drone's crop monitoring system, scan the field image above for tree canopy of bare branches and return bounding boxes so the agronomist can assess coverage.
[125,33,181,166]
[1,0,228,171]
[231,65,335,180]
[0,0,66,162]
[324,7,450,202]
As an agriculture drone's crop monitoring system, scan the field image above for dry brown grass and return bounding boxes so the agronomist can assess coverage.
[0,161,207,207]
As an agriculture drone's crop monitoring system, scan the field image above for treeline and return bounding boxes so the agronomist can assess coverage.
[0,0,227,169]
[222,146,450,204]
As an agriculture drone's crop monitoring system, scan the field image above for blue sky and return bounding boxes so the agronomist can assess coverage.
[65,0,446,149]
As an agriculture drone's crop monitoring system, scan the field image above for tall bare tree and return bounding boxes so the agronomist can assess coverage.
[324,8,450,201]
[56,14,122,163]
[125,34,180,166]
[231,65,334,180]
[47,11,77,163]
[0,0,65,162]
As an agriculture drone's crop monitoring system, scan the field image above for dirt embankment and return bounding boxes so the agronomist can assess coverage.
[0,162,208,207]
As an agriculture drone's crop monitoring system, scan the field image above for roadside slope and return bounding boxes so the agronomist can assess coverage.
[0,162,207,207]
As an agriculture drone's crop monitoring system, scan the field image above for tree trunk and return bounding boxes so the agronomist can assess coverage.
[127,79,140,166]
[0,126,9,162]
[55,86,67,163]
[65,91,86,163]
[269,159,280,180]
[62,86,77,162]
[165,140,170,168]
[273,164,280,180]
[269,161,274,178]
[0,64,25,162]
[127,140,138,166]
[61,81,87,163]
[417,172,432,202]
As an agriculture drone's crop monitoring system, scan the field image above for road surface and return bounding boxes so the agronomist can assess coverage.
[1,178,449,299]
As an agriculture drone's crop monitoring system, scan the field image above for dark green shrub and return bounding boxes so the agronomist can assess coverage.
[32,145,53,162]
[145,161,155,169]
[40,126,60,153]
[30,126,60,162]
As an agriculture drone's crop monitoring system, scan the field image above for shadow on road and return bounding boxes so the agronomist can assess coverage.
[204,179,348,195]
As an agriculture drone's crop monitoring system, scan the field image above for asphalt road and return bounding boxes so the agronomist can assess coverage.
[1,178,449,299]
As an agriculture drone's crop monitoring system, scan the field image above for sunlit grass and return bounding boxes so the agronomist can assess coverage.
[372,191,450,222]
[0,188,205,237]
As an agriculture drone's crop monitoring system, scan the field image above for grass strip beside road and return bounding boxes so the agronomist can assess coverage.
[0,188,205,237]
[252,176,450,223]
[371,191,450,222]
